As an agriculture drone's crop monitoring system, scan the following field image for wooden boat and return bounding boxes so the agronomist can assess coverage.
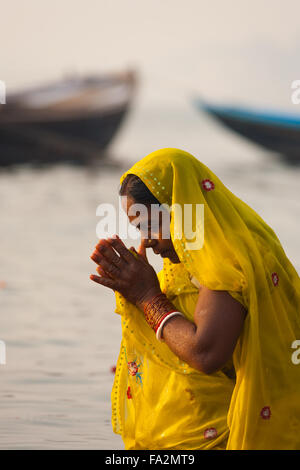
[0,70,136,165]
[194,98,300,163]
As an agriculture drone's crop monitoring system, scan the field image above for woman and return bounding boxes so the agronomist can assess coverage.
[90,148,300,450]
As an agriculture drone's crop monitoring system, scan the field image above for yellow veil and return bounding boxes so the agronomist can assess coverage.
[111,148,300,450]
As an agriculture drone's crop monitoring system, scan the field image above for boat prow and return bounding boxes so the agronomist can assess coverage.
[0,69,137,166]
[194,98,300,164]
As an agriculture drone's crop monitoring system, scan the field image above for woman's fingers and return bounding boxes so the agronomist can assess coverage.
[90,274,118,290]
[90,237,134,283]
[129,246,148,264]
[91,240,125,276]
[137,241,148,262]
[107,235,136,263]
[96,265,114,279]
[91,248,121,277]
[129,246,139,259]
[90,249,119,277]
[95,239,127,269]
[90,250,102,265]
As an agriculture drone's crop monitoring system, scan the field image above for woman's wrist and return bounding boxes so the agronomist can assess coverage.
[140,292,179,333]
[136,289,163,311]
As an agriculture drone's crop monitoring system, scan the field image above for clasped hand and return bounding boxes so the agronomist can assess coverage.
[90,235,161,308]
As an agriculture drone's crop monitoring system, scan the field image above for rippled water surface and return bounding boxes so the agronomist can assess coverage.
[1,109,300,449]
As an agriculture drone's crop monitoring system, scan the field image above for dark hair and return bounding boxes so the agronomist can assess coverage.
[119,174,161,205]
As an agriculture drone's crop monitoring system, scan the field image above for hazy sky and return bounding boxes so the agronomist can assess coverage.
[1,0,300,108]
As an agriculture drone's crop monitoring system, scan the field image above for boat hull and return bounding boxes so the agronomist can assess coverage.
[194,99,300,163]
[0,71,136,166]
[0,107,128,165]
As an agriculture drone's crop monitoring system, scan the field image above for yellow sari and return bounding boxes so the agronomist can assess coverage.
[111,148,300,450]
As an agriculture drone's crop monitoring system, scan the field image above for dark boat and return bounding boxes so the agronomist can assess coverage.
[194,98,300,163]
[0,70,136,165]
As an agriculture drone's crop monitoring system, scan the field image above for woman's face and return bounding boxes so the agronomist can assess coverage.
[122,195,180,264]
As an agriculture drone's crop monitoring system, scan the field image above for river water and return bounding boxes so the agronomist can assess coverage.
[0,106,300,449]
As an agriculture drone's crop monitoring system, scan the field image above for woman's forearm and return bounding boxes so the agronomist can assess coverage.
[160,314,212,373]
[138,293,212,374]
[149,288,247,375]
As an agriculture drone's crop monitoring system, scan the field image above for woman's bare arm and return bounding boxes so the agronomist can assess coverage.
[159,287,247,374]
[90,236,246,375]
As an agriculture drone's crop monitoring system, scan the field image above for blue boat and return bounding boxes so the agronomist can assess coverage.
[194,98,300,163]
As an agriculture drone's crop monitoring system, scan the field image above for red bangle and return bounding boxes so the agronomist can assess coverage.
[143,292,178,332]
[153,309,178,333]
